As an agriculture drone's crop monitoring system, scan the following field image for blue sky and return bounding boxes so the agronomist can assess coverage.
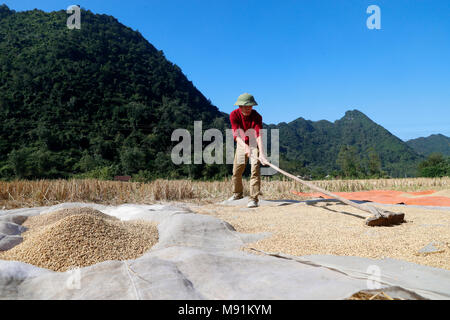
[3,0,450,141]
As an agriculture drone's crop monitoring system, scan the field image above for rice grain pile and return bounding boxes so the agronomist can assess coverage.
[22,207,117,229]
[0,208,159,272]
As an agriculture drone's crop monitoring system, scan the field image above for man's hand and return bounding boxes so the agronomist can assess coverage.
[244,144,251,158]
[259,154,270,166]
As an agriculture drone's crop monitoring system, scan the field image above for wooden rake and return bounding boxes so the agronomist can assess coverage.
[254,156,405,226]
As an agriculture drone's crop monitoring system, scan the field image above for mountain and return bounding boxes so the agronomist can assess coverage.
[266,110,424,177]
[0,5,229,180]
[406,134,450,156]
[0,5,426,180]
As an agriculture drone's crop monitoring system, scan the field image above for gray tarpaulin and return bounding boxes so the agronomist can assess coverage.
[0,202,449,299]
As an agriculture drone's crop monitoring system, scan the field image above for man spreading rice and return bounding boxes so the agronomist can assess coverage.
[229,93,269,208]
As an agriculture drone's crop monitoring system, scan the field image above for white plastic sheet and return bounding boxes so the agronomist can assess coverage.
[0,202,449,299]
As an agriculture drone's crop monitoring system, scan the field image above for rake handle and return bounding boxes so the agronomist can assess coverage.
[253,155,376,216]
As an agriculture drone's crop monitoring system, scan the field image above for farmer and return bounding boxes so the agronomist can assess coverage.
[229,93,269,208]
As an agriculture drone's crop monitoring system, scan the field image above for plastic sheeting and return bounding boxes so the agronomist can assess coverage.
[0,202,449,300]
[292,190,450,207]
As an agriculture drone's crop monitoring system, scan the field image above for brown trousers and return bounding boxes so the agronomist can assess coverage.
[232,143,261,201]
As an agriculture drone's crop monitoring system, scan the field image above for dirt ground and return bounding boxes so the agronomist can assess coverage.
[190,199,450,270]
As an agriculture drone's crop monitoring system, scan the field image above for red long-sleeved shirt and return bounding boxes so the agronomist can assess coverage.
[230,108,263,145]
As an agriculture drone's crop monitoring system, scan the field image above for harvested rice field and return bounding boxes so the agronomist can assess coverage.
[191,200,450,270]
[1,177,449,209]
[0,207,159,271]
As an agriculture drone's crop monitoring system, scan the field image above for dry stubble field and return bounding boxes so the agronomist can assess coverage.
[0,176,449,209]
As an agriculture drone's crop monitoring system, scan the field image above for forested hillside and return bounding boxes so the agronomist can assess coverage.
[267,110,424,178]
[0,5,229,181]
[407,134,450,156]
[0,5,429,180]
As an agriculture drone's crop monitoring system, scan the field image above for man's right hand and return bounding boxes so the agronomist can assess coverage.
[245,145,251,158]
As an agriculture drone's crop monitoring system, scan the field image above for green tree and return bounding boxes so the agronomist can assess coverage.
[367,147,382,177]
[73,151,106,172]
[31,147,53,178]
[120,146,147,174]
[337,145,361,178]
[7,147,30,179]
[418,153,449,177]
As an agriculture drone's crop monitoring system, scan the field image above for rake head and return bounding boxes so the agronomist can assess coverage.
[365,205,405,226]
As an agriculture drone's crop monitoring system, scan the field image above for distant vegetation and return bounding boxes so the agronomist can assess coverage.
[0,5,445,181]
[269,110,424,179]
[417,153,450,178]
[406,134,450,156]
[0,5,229,181]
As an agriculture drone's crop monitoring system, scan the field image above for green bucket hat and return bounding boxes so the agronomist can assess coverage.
[234,93,258,106]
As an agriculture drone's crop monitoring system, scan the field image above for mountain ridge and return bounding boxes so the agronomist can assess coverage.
[266,109,423,177]
[406,134,450,156]
[0,5,430,179]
